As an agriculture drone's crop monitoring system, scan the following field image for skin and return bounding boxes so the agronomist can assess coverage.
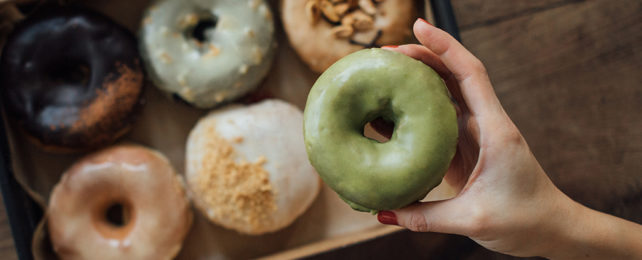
[375,19,642,259]
[303,49,458,212]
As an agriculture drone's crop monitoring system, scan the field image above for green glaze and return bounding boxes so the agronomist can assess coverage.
[303,48,458,212]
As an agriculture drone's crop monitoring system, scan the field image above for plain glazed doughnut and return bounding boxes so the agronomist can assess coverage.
[0,6,144,152]
[282,0,415,73]
[139,0,276,108]
[304,49,458,212]
[47,145,193,259]
[185,100,320,235]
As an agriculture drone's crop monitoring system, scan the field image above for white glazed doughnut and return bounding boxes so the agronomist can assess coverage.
[185,100,320,235]
[47,145,192,259]
[140,0,276,108]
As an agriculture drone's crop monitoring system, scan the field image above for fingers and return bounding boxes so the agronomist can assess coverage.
[383,44,469,115]
[382,44,451,80]
[412,19,502,117]
[378,199,470,236]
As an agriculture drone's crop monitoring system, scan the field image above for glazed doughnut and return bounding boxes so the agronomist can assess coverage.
[282,0,415,73]
[140,0,276,108]
[47,145,192,259]
[0,6,144,151]
[186,100,320,234]
[304,49,458,212]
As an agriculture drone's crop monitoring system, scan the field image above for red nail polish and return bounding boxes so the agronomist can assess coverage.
[382,45,398,48]
[377,211,398,225]
[418,18,433,26]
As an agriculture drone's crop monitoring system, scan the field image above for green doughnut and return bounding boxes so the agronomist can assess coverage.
[303,48,458,213]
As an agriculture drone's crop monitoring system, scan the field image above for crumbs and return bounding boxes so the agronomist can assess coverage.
[192,122,276,230]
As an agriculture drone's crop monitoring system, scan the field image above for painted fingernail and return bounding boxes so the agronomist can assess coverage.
[381,45,398,48]
[377,211,398,225]
[418,18,433,26]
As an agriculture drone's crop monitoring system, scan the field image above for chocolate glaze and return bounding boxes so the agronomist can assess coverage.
[0,6,144,151]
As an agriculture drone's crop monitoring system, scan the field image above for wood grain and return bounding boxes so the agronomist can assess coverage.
[451,0,580,29]
[460,0,642,222]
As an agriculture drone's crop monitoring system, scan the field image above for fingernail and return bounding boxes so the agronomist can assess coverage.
[418,18,433,26]
[381,45,398,49]
[377,211,398,225]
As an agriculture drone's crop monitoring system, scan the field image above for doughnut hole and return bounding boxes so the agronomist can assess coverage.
[92,199,135,239]
[185,13,218,44]
[105,203,128,226]
[363,117,394,143]
[49,60,90,87]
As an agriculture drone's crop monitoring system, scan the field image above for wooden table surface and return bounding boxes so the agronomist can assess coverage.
[1,0,640,259]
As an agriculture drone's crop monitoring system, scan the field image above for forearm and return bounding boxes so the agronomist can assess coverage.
[545,197,642,259]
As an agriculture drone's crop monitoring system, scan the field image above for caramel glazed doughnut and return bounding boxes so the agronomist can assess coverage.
[47,145,193,259]
[140,0,276,108]
[0,6,144,151]
[282,0,415,73]
[186,100,320,235]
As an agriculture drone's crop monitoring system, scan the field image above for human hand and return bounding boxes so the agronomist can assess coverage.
[373,19,583,258]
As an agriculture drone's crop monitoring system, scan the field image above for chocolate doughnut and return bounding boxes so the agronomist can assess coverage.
[0,6,144,151]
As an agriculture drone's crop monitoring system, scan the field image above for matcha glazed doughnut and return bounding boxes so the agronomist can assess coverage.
[303,48,458,212]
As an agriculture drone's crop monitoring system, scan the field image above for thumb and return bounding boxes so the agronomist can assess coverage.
[377,198,470,235]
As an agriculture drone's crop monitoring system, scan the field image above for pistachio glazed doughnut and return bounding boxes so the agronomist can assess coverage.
[304,48,458,212]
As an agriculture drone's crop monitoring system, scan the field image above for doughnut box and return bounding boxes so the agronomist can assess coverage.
[0,0,459,258]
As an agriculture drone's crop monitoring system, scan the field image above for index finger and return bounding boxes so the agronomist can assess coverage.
[413,19,502,117]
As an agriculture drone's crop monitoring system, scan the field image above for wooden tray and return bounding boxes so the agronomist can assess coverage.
[0,0,460,259]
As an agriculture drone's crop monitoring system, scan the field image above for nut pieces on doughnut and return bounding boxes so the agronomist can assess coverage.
[283,0,415,73]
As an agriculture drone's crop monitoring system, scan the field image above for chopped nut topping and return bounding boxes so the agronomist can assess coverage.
[203,44,220,58]
[246,28,256,38]
[305,0,384,40]
[358,0,377,15]
[331,25,354,38]
[320,1,340,22]
[239,64,249,74]
[351,10,374,30]
[334,3,350,16]
[341,14,355,27]
[159,52,173,64]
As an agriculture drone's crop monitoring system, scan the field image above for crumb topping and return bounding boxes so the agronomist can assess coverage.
[192,123,276,230]
[71,63,142,134]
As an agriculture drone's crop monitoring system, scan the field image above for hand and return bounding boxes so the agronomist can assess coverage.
[374,19,642,259]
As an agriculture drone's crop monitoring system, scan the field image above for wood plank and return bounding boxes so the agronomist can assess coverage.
[460,0,642,221]
[452,0,579,29]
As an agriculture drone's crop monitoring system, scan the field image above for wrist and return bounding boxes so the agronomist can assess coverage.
[540,192,642,259]
[540,194,588,259]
